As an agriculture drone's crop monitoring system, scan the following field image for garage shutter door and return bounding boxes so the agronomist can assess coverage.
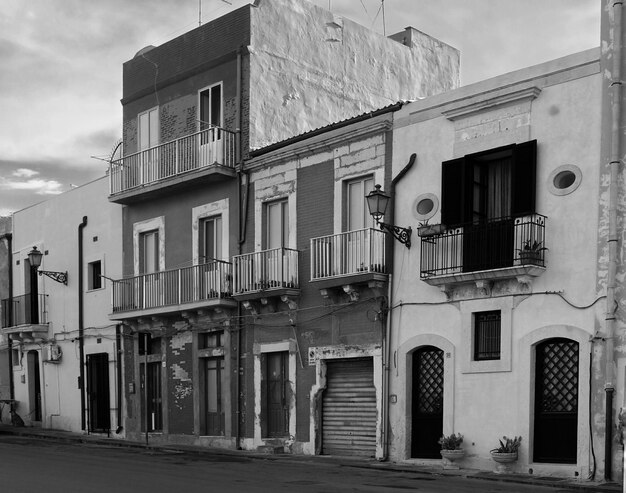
[322,358,376,457]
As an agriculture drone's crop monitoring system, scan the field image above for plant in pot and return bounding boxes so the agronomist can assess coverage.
[417,220,446,238]
[438,433,464,469]
[517,240,547,265]
[490,436,522,474]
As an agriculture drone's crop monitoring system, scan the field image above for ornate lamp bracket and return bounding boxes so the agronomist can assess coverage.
[38,270,68,285]
[377,221,412,249]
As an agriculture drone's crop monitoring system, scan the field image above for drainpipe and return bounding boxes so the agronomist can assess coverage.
[115,324,123,434]
[605,0,623,481]
[1,232,14,400]
[381,153,416,460]
[78,216,87,431]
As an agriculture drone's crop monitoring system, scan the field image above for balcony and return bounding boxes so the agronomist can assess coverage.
[310,228,387,299]
[109,126,237,204]
[1,293,49,342]
[420,214,546,291]
[232,248,300,308]
[111,260,236,319]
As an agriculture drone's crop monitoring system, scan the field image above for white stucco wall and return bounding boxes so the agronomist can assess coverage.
[10,176,123,432]
[248,0,459,150]
[387,49,603,477]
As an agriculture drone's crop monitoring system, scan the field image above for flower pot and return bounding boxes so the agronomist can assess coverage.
[440,449,465,470]
[518,250,541,265]
[490,451,518,474]
[418,224,445,237]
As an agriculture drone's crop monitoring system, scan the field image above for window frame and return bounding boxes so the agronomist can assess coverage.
[138,106,159,151]
[198,82,224,130]
[473,310,502,361]
[87,260,103,291]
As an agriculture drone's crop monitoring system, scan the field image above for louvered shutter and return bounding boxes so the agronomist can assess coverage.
[441,157,469,227]
[511,140,537,216]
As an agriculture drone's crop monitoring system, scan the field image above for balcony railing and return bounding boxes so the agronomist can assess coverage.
[233,248,299,295]
[310,228,386,281]
[111,260,232,314]
[1,294,48,328]
[109,126,236,195]
[420,214,546,279]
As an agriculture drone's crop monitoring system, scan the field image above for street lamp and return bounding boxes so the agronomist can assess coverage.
[366,185,412,249]
[28,246,68,285]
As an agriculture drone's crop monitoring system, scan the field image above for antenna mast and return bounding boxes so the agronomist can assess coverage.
[199,0,202,27]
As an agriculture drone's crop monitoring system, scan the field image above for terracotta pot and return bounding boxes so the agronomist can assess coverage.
[490,451,518,474]
[440,449,465,470]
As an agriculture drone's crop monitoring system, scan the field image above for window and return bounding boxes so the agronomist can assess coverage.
[200,84,223,129]
[88,260,102,290]
[200,216,222,263]
[138,107,159,151]
[138,334,162,356]
[346,176,374,231]
[201,330,223,349]
[139,230,159,274]
[474,311,501,361]
[266,200,289,249]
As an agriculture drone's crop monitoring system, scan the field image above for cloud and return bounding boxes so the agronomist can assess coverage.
[13,168,39,178]
[0,176,63,195]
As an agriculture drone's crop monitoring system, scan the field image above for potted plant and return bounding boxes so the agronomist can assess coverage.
[417,220,446,238]
[438,433,464,469]
[517,240,547,265]
[490,436,522,474]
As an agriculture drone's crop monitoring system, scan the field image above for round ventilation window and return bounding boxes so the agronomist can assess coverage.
[413,193,438,221]
[548,165,581,196]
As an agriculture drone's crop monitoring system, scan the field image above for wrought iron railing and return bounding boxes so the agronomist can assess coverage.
[310,228,386,281]
[232,248,299,295]
[111,260,232,313]
[420,214,546,278]
[1,294,48,328]
[109,126,236,195]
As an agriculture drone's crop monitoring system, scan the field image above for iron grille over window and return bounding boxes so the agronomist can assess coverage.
[474,311,501,361]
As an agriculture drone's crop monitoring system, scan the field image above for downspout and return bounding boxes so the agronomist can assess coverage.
[235,46,244,450]
[1,232,14,400]
[78,216,87,431]
[381,152,416,460]
[605,0,623,481]
[115,324,123,434]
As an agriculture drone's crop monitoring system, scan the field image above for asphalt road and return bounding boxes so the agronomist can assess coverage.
[0,435,580,493]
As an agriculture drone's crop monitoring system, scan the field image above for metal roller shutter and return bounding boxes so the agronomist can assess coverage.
[322,358,376,457]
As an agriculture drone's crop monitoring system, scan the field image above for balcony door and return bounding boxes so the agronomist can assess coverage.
[200,216,223,298]
[139,230,161,308]
[265,200,289,288]
[138,107,159,183]
[199,83,223,166]
[345,176,375,274]
[441,141,537,273]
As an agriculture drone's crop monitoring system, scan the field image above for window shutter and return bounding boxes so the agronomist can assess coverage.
[511,140,537,216]
[441,157,468,227]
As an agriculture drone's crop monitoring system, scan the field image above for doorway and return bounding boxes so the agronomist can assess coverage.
[533,338,578,463]
[87,353,111,432]
[263,352,289,438]
[411,346,444,458]
[27,350,41,422]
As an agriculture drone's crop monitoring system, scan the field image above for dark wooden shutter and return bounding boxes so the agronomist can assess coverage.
[511,139,537,216]
[441,157,469,227]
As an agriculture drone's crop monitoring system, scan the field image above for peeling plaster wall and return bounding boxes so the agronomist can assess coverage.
[248,0,459,150]
[389,50,602,476]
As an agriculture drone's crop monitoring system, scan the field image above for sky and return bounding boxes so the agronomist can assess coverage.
[0,0,600,216]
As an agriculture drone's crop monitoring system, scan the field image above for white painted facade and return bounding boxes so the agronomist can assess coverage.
[388,49,604,477]
[8,176,123,433]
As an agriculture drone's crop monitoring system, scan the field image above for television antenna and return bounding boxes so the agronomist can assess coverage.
[199,0,232,27]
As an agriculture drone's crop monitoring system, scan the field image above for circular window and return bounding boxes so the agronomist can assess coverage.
[413,193,439,221]
[548,165,582,196]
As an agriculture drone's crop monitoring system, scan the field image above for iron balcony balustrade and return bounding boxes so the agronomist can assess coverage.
[111,259,235,317]
[1,293,48,328]
[108,125,236,200]
[232,247,299,298]
[420,213,547,287]
[310,228,387,286]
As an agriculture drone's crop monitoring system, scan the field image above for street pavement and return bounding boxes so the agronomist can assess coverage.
[0,426,622,493]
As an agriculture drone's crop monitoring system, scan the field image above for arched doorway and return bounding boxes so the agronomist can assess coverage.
[411,346,444,458]
[533,338,578,463]
[27,350,41,422]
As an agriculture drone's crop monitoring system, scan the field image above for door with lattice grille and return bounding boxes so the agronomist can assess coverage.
[411,346,444,458]
[533,338,578,463]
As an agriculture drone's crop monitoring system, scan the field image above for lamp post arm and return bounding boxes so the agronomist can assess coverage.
[377,222,412,249]
[38,270,68,285]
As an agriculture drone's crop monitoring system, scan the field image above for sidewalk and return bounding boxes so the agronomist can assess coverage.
[0,424,621,493]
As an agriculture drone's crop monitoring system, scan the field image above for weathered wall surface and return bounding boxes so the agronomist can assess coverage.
[0,216,11,410]
[389,50,603,476]
[248,0,459,150]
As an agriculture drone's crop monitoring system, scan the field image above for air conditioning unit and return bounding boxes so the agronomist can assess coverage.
[45,344,62,362]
